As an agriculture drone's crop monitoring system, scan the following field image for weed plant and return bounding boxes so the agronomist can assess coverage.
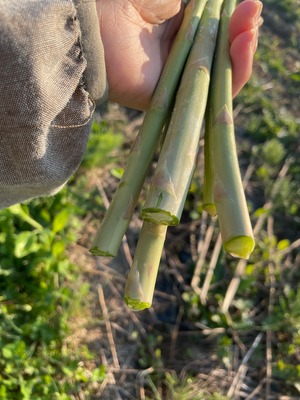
[0,195,106,399]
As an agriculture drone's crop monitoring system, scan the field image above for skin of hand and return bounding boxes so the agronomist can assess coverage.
[96,0,263,111]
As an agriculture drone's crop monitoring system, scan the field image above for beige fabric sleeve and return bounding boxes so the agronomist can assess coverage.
[0,0,108,209]
[74,0,108,103]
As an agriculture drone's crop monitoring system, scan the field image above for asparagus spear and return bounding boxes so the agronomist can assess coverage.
[205,0,255,259]
[202,117,217,216]
[141,0,224,226]
[90,0,208,257]
[124,221,167,311]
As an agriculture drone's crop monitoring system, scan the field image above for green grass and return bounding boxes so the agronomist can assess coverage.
[81,119,124,169]
[0,196,106,399]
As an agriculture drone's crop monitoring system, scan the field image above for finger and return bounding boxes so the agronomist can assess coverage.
[229,0,263,44]
[230,29,257,98]
[132,0,182,24]
[161,5,184,47]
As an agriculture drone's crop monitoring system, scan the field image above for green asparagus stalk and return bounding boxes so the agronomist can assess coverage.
[205,0,255,259]
[124,221,167,310]
[90,0,207,257]
[141,0,224,226]
[202,118,217,216]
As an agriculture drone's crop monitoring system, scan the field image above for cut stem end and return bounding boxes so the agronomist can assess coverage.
[89,247,115,257]
[223,235,255,260]
[125,297,151,311]
[202,203,217,217]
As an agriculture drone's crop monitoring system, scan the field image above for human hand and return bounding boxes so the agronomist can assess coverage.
[96,0,263,110]
[229,0,263,97]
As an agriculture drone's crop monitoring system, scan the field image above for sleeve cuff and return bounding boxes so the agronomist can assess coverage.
[74,0,108,103]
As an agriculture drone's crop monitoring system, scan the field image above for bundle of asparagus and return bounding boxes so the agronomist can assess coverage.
[90,0,255,311]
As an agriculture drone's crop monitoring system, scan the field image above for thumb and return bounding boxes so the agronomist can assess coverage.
[131,0,182,24]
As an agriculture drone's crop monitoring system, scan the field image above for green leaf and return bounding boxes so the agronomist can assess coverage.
[51,241,65,257]
[52,209,70,233]
[110,167,124,180]
[14,231,40,258]
[277,239,290,251]
[0,385,7,399]
[20,379,33,400]
[91,365,106,382]
[262,138,286,166]
[9,204,43,230]
[2,347,13,359]
[253,207,269,217]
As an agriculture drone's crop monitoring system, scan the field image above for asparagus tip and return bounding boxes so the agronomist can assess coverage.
[223,235,255,260]
[125,296,151,311]
[89,246,115,257]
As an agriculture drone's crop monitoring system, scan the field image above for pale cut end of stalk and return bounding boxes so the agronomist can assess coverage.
[124,298,151,311]
[224,235,255,260]
[89,247,114,257]
[202,203,217,217]
[124,222,167,311]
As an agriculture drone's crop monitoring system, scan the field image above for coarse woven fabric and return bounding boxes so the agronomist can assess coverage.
[0,0,108,209]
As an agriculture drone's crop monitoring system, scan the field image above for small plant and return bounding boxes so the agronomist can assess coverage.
[0,194,105,399]
[145,372,229,400]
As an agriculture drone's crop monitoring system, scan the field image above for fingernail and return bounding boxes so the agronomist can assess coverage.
[251,28,259,53]
[254,1,263,24]
[257,16,264,28]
